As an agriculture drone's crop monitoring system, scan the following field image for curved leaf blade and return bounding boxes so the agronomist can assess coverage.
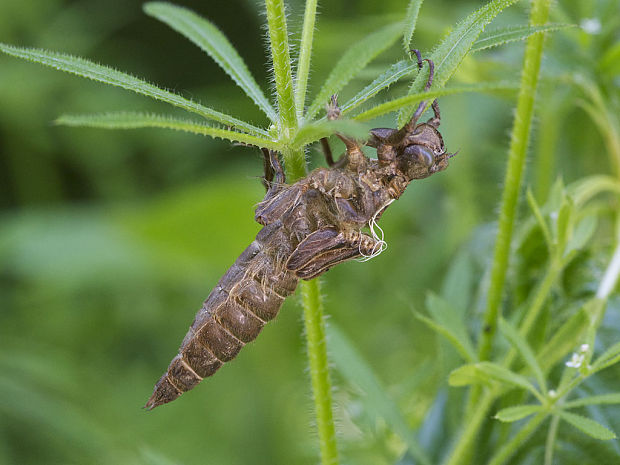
[340,60,419,115]
[471,24,575,53]
[559,411,616,440]
[143,2,276,122]
[397,0,519,127]
[495,404,542,422]
[449,362,542,399]
[0,43,267,136]
[591,341,620,373]
[305,22,403,121]
[564,393,620,409]
[415,313,476,363]
[499,318,546,392]
[354,81,517,121]
[403,0,424,53]
[55,112,279,149]
[292,120,370,149]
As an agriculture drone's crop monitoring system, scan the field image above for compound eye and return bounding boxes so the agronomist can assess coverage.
[404,144,434,167]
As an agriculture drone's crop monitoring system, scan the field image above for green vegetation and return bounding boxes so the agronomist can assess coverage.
[0,0,619,464]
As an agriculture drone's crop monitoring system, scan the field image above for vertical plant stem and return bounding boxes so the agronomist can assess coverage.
[544,413,561,465]
[274,5,336,456]
[265,0,298,139]
[301,279,338,465]
[449,1,552,463]
[295,0,319,118]
[477,0,552,364]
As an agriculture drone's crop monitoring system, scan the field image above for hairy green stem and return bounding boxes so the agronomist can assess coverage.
[295,0,319,119]
[487,412,547,465]
[450,0,552,462]
[301,279,339,465]
[477,0,551,366]
[265,0,297,139]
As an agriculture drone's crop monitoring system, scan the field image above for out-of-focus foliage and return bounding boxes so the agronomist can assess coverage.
[0,1,619,465]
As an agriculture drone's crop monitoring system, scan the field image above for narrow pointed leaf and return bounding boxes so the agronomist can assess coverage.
[499,318,546,392]
[340,60,419,115]
[415,313,476,363]
[471,24,575,53]
[326,324,431,465]
[295,0,319,113]
[559,411,616,440]
[592,341,620,373]
[537,305,589,372]
[526,188,553,252]
[292,120,370,149]
[305,22,403,121]
[564,393,620,409]
[449,362,542,399]
[143,2,276,122]
[495,404,542,422]
[0,43,267,136]
[397,0,519,127]
[55,112,279,149]
[354,81,517,121]
[424,293,476,362]
[403,0,424,53]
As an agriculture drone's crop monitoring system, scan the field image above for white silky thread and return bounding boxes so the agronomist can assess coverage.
[357,199,394,262]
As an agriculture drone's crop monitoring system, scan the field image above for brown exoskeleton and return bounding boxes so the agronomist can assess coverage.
[146,52,455,409]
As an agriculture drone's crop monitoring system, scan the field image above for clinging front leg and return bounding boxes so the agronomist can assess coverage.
[255,150,302,226]
[326,95,368,171]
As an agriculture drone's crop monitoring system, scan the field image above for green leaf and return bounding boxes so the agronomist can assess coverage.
[403,0,424,53]
[341,60,419,115]
[55,112,279,149]
[424,293,476,362]
[397,0,519,127]
[537,304,589,373]
[0,43,267,136]
[592,341,620,373]
[559,411,616,440]
[495,404,543,422]
[355,81,517,121]
[305,22,403,121]
[415,313,476,363]
[291,120,370,149]
[526,187,553,252]
[568,175,620,208]
[566,215,597,255]
[449,362,542,399]
[143,2,276,122]
[294,0,319,114]
[471,24,575,53]
[564,393,620,409]
[326,324,432,465]
[499,318,546,392]
[555,196,574,254]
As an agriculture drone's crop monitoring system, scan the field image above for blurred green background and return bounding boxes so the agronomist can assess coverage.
[1,1,618,464]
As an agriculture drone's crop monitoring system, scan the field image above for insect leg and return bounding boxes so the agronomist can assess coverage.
[261,148,274,191]
[383,57,437,146]
[261,148,286,199]
[326,95,368,170]
[428,98,441,128]
[286,227,381,279]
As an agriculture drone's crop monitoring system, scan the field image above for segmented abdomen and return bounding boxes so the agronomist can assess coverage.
[145,224,298,409]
